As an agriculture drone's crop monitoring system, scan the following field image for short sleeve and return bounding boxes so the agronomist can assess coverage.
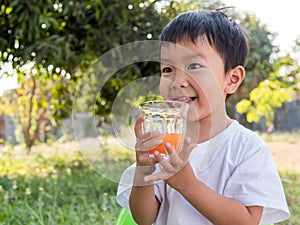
[116,164,136,211]
[223,144,290,224]
[116,163,165,211]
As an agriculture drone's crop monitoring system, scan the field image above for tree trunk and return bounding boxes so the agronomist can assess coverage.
[24,77,37,154]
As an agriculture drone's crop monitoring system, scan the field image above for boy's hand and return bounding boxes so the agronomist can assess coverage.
[144,137,197,190]
[133,116,162,185]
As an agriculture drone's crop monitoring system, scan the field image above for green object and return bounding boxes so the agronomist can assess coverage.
[115,208,274,225]
[115,208,137,225]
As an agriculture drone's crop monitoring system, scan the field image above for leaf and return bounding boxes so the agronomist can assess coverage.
[236,99,252,114]
[9,0,21,8]
[246,110,260,123]
[16,88,26,95]
[5,7,13,14]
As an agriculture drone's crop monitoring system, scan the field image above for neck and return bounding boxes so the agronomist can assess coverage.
[186,111,232,144]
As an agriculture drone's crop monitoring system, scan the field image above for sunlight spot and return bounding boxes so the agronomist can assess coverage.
[25,187,31,195]
[128,4,133,10]
[13,181,17,189]
[146,33,152,39]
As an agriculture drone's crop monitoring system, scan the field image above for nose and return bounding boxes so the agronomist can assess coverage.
[172,69,189,88]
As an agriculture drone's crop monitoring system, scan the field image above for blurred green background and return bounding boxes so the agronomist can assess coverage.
[0,0,299,224]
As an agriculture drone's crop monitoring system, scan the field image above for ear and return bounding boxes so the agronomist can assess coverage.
[225,65,245,94]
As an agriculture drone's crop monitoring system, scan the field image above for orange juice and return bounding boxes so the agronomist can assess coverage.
[148,133,183,155]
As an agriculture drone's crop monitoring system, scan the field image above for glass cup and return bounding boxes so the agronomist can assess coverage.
[139,100,189,158]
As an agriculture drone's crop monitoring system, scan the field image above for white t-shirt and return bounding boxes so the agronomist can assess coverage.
[116,120,290,224]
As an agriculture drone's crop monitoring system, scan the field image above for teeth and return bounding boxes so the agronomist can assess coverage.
[173,97,192,102]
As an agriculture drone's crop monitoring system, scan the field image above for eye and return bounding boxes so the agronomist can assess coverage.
[162,67,173,73]
[187,63,201,70]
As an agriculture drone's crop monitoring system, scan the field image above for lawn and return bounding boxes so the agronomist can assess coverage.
[0,133,299,224]
[0,144,122,225]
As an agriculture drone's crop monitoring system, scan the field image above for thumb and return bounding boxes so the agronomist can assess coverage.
[179,137,196,162]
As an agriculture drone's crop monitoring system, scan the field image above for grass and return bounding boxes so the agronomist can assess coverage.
[280,171,300,225]
[0,144,122,225]
[0,136,299,224]
[259,131,300,144]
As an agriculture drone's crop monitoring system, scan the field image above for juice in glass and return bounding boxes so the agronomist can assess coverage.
[139,100,189,158]
[148,133,183,155]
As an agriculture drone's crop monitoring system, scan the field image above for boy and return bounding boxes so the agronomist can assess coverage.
[116,9,289,225]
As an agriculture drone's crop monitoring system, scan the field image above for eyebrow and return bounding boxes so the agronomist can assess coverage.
[183,52,207,61]
[160,57,172,64]
[160,52,207,64]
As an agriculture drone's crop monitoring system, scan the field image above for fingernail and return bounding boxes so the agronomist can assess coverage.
[166,142,171,148]
[144,177,149,182]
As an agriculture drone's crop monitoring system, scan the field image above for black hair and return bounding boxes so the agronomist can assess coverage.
[159,9,249,73]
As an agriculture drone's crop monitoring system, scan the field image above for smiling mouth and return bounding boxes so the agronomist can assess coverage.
[172,96,197,103]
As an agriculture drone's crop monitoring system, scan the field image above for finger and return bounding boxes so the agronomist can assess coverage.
[137,139,163,152]
[165,142,175,156]
[179,137,197,161]
[140,130,161,142]
[165,143,183,168]
[138,153,158,165]
[134,115,144,138]
[154,151,174,171]
[144,171,167,183]
[135,131,162,151]
[153,151,168,163]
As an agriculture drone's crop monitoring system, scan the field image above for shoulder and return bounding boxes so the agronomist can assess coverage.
[219,120,271,166]
[225,120,267,148]
[189,121,268,172]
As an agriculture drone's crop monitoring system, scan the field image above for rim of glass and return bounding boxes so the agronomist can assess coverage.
[139,100,189,108]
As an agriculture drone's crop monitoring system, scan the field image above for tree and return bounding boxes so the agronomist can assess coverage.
[1,0,179,148]
[1,0,273,116]
[0,0,191,73]
[226,12,278,125]
[0,62,74,152]
[0,0,286,149]
[236,54,298,132]
[292,36,300,96]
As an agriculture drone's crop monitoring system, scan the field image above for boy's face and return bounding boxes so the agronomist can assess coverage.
[159,38,230,123]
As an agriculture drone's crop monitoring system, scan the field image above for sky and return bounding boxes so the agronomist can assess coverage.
[1,0,299,95]
[0,64,18,96]
[222,0,300,53]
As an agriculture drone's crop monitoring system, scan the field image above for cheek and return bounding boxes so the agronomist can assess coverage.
[193,71,224,101]
[159,77,171,99]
